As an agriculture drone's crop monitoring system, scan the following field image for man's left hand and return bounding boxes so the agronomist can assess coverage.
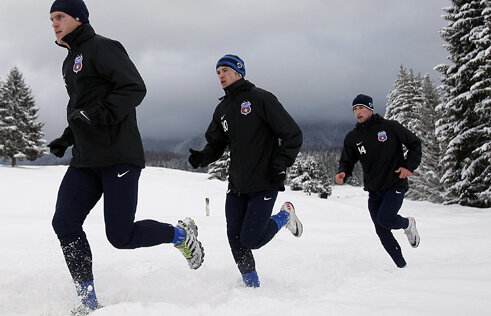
[395,167,412,179]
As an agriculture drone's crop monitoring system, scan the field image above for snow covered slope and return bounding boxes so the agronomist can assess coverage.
[0,165,490,316]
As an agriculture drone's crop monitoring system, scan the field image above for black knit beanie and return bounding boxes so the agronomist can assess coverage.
[50,0,89,24]
[352,94,374,111]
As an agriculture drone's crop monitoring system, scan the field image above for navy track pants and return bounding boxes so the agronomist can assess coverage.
[52,164,174,283]
[225,188,280,274]
[368,187,410,268]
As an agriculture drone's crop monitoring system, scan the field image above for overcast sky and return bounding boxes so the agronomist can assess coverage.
[0,0,450,141]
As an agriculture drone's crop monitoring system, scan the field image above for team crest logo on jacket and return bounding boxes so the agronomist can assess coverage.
[73,55,83,73]
[377,131,388,142]
[241,101,252,115]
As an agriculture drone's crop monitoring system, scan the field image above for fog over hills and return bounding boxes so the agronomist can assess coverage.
[4,121,353,166]
[143,121,353,155]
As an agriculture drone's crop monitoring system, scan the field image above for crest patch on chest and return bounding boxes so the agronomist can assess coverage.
[377,131,388,142]
[240,101,252,115]
[73,54,83,73]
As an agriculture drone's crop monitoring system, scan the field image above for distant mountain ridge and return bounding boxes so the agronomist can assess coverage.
[5,121,353,166]
[298,121,352,150]
[143,121,353,155]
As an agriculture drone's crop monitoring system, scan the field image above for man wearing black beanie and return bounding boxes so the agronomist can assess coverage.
[336,94,422,268]
[48,1,204,313]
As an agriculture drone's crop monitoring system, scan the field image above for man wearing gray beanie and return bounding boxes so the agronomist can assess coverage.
[48,1,204,313]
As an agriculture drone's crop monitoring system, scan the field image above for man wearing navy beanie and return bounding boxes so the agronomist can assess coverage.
[352,93,374,112]
[336,94,422,268]
[189,55,303,287]
[50,0,89,24]
[48,1,204,313]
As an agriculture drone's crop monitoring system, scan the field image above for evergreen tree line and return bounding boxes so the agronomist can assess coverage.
[147,146,364,199]
[206,147,364,199]
[385,0,490,208]
[0,67,46,167]
[145,150,207,173]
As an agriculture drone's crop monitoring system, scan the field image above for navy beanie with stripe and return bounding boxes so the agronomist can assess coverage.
[50,0,90,24]
[216,54,246,77]
[352,94,374,111]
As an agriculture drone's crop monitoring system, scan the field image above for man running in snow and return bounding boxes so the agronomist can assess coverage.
[336,94,422,268]
[189,55,303,287]
[47,0,204,313]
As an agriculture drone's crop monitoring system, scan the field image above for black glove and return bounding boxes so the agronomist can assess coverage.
[188,148,205,169]
[47,137,71,158]
[68,109,91,125]
[272,169,286,183]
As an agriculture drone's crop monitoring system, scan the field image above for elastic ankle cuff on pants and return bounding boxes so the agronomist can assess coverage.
[172,226,186,244]
[271,210,289,231]
[242,271,260,287]
[75,281,99,310]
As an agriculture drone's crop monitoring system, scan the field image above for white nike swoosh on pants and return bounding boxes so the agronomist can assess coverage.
[118,170,130,178]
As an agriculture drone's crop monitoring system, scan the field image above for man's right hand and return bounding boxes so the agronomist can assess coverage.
[47,137,70,158]
[188,148,205,169]
[335,172,346,185]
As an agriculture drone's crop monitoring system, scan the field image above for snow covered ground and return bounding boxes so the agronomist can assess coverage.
[0,165,490,316]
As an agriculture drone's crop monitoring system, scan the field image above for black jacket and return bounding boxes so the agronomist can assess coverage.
[56,24,146,168]
[338,114,421,192]
[202,79,302,193]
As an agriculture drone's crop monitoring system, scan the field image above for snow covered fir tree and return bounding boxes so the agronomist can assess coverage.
[287,152,332,198]
[385,67,443,203]
[386,66,424,131]
[207,149,230,181]
[435,0,490,208]
[0,67,46,167]
[417,74,444,203]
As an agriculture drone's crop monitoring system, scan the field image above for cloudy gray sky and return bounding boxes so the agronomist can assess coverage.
[0,0,449,141]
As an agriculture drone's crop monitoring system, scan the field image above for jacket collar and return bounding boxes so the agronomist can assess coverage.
[356,113,384,129]
[56,24,95,51]
[219,78,255,100]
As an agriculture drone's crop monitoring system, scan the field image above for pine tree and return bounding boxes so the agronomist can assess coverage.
[408,74,444,203]
[207,149,230,181]
[435,0,491,207]
[0,67,46,167]
[386,65,409,120]
[386,68,444,203]
[287,152,332,198]
[386,66,423,131]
